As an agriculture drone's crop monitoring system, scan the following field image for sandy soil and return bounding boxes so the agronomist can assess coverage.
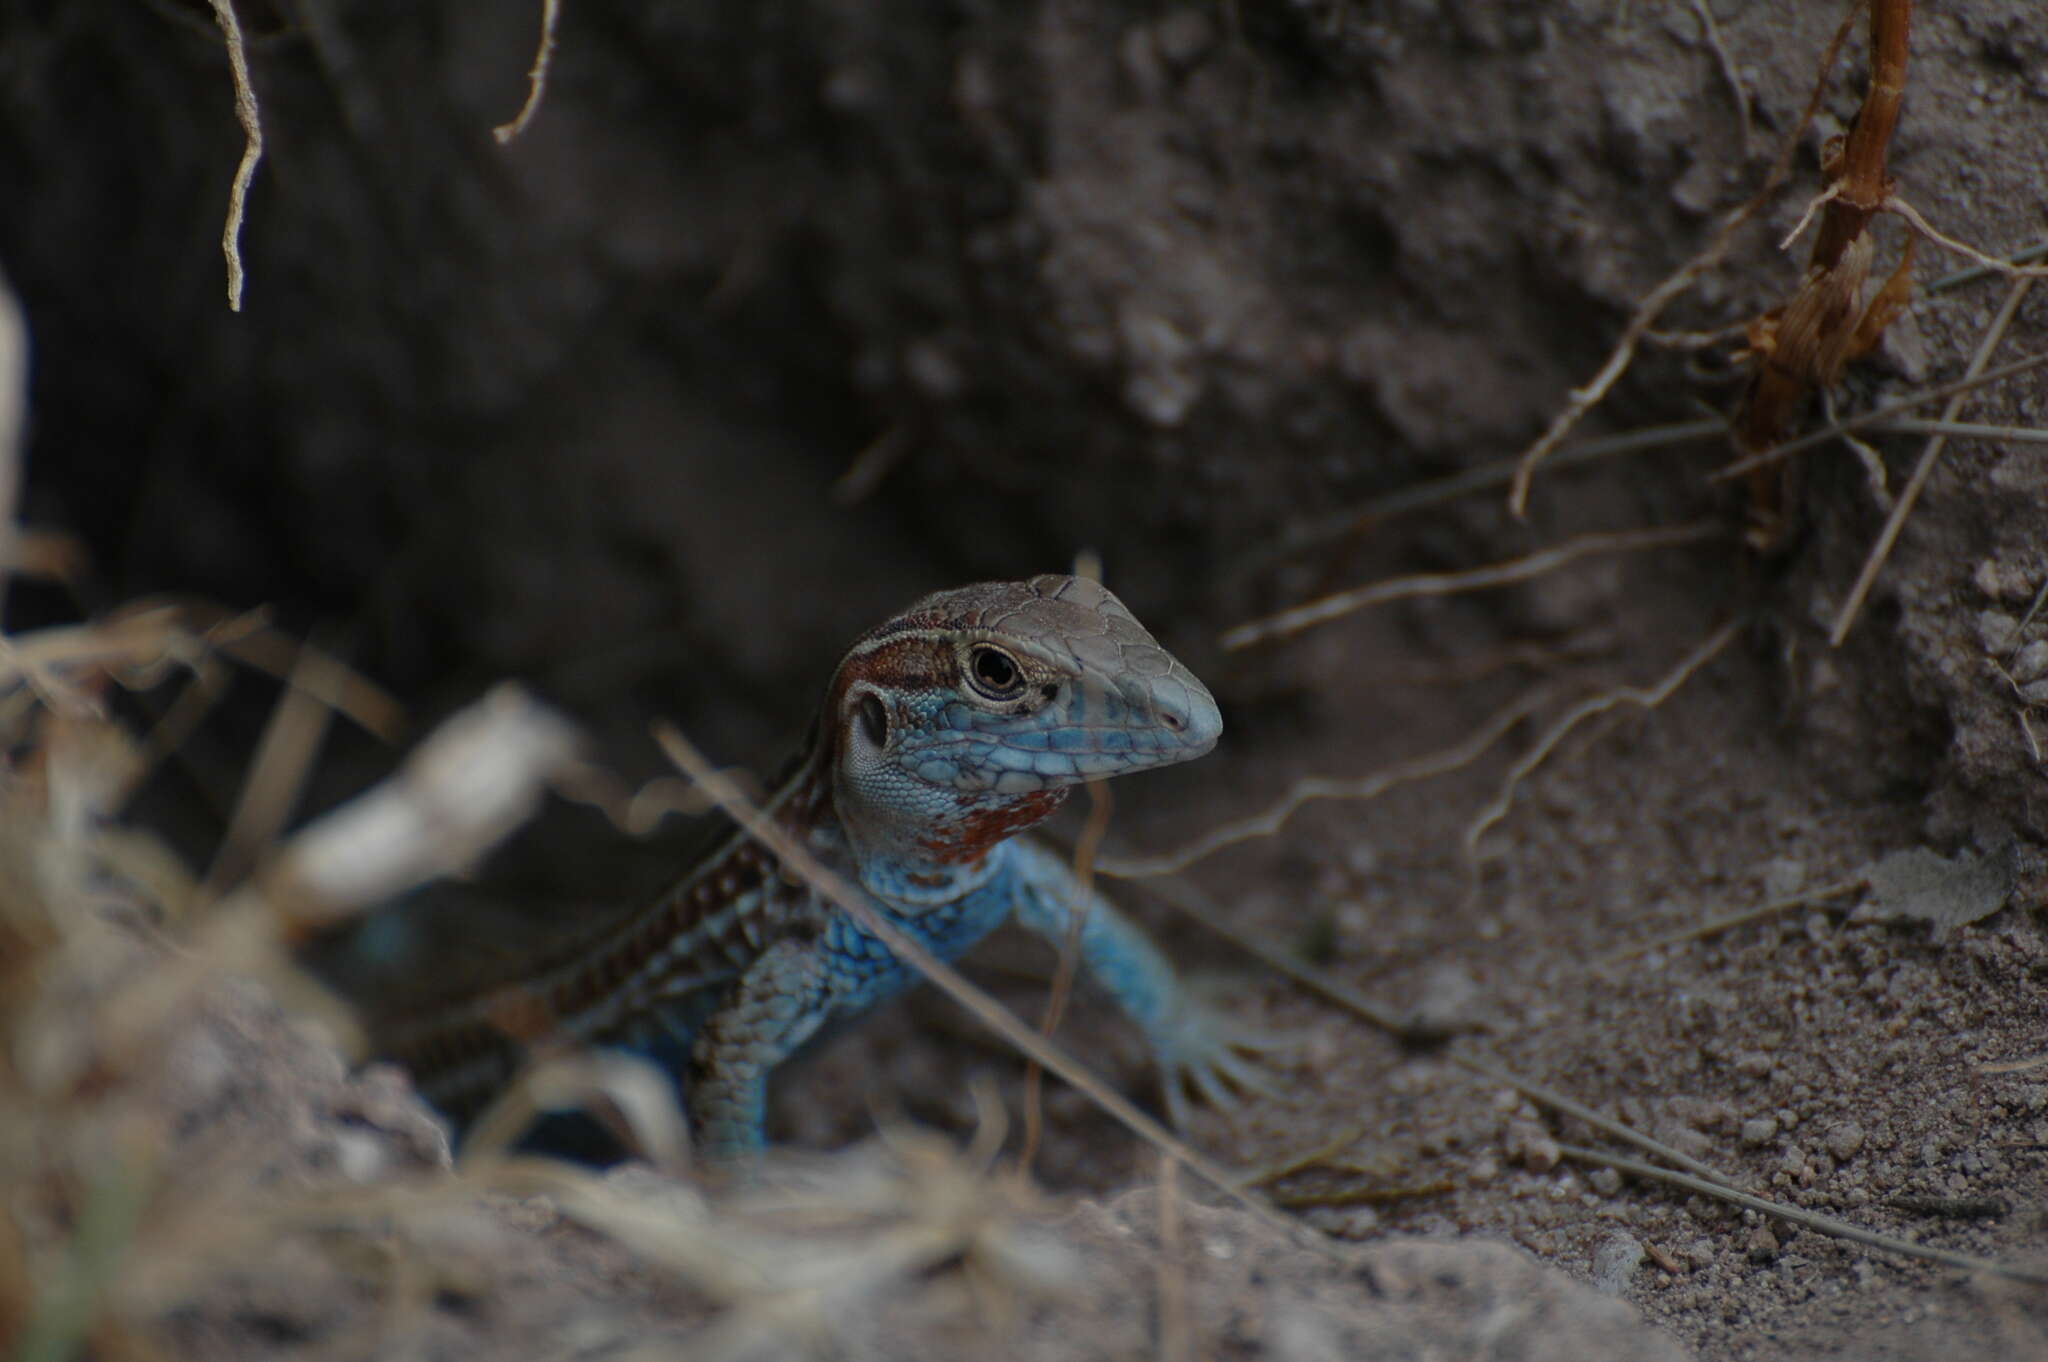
[4,1,2048,1357]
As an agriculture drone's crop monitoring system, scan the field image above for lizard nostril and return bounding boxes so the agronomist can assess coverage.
[1160,707,1186,732]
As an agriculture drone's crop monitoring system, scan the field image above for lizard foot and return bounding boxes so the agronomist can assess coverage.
[1150,981,1289,1133]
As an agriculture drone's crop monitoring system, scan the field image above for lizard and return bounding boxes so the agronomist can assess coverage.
[373,574,1266,1156]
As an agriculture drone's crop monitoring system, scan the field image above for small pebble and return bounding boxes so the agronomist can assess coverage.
[1741,1116,1779,1146]
[1589,1167,1623,1196]
[1592,1231,1645,1295]
[1825,1121,1866,1160]
[1504,1119,1561,1172]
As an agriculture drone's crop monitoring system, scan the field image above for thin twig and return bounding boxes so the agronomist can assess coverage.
[1777,183,1842,251]
[1452,1054,1747,1188]
[1146,878,1753,1187]
[2003,575,2048,653]
[1139,877,1407,1033]
[1690,0,1753,155]
[1888,199,2048,279]
[1235,420,1724,577]
[1712,350,2048,480]
[1155,1154,1191,1362]
[208,0,264,312]
[1875,418,2048,445]
[493,0,563,144]
[1929,238,2048,294]
[201,638,349,898]
[1504,1,1860,515]
[1559,1144,2048,1285]
[1242,1124,1373,1187]
[1599,876,1868,963]
[832,424,913,505]
[1020,778,1113,1172]
[649,723,1327,1249]
[1830,274,2035,644]
[1464,622,1740,858]
[1096,688,1551,879]
[1223,522,1723,652]
[0,270,25,609]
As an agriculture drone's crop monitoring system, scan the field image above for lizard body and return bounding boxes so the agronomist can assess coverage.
[376,575,1257,1154]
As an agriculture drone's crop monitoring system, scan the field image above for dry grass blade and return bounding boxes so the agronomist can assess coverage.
[1830,275,2035,644]
[461,1049,691,1170]
[1875,418,2048,445]
[1712,349,2048,480]
[1147,879,1753,1187]
[1887,199,2048,280]
[12,1152,155,1362]
[1503,0,1862,515]
[1020,778,1113,1172]
[483,1113,1077,1362]
[1096,688,1550,879]
[103,687,581,1077]
[202,638,347,897]
[1929,237,2048,293]
[207,0,263,311]
[1559,1144,2048,1285]
[0,269,25,605]
[255,683,580,933]
[196,610,406,741]
[1234,420,1724,578]
[2003,575,2048,653]
[649,722,1333,1253]
[1600,875,1868,962]
[493,0,562,144]
[1464,621,1740,859]
[1156,1154,1191,1362]
[1689,0,1752,154]
[1223,522,1723,652]
[0,608,195,716]
[832,423,913,505]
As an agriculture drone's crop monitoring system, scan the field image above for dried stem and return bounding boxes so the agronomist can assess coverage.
[1560,1145,2048,1285]
[1504,1,1861,515]
[208,0,264,312]
[1712,349,2048,480]
[1097,688,1549,879]
[1830,274,2034,644]
[1599,876,1868,962]
[1223,522,1723,652]
[1019,778,1113,1172]
[493,0,563,144]
[1464,622,1740,859]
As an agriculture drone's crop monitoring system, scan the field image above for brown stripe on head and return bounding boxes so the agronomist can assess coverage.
[822,632,959,748]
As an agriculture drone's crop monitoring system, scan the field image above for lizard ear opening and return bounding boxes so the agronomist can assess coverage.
[857,693,889,749]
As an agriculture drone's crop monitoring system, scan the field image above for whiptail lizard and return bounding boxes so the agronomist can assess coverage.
[376,575,1265,1155]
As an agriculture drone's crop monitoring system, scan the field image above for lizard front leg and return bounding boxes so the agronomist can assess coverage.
[688,935,836,1156]
[1004,838,1277,1130]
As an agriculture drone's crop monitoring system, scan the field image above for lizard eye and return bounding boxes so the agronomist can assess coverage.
[966,645,1025,701]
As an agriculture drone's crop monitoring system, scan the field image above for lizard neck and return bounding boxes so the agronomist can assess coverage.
[812,700,1068,909]
[824,750,1051,908]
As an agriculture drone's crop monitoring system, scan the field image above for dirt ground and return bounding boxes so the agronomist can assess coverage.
[5,1,2048,1358]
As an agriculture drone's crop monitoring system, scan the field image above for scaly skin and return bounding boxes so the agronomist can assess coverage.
[377,575,1263,1154]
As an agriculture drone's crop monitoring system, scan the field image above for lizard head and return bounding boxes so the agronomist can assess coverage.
[823,575,1221,870]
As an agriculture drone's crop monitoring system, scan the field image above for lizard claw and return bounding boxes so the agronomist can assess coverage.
[1150,983,1288,1132]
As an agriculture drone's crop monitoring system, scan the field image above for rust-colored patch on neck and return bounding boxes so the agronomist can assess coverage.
[918,787,1068,864]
